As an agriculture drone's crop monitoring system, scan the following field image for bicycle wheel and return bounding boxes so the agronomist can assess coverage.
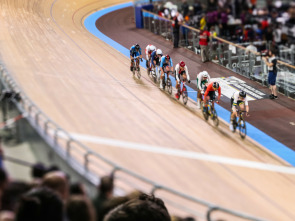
[211,109,219,127]
[167,78,172,94]
[239,120,247,139]
[136,67,141,79]
[182,86,188,105]
[201,102,209,121]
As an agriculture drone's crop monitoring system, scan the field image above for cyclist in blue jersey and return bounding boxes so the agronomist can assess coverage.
[150,49,163,79]
[130,44,142,72]
[159,54,173,89]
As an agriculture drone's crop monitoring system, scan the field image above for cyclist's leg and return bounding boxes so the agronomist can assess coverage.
[130,55,134,71]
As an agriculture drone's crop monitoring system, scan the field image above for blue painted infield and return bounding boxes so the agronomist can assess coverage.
[84,2,295,166]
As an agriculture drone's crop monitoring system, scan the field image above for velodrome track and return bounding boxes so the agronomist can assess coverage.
[0,0,295,220]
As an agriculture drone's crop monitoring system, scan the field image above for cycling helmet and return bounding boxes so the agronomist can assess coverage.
[212,82,219,89]
[202,71,209,78]
[239,90,246,98]
[165,54,170,60]
[135,44,140,50]
[156,49,162,55]
[179,61,185,67]
[150,45,156,51]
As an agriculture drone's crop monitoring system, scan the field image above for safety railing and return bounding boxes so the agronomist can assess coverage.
[141,9,295,99]
[0,57,267,221]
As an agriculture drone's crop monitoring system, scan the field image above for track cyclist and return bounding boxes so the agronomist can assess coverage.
[230,90,250,131]
[130,44,142,72]
[145,44,156,70]
[150,49,163,79]
[196,71,210,108]
[175,61,191,99]
[159,54,173,89]
[203,81,221,114]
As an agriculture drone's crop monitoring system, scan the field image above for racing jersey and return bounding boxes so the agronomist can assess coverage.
[130,45,142,58]
[197,71,210,89]
[145,45,156,60]
[175,63,190,82]
[204,82,221,100]
[231,91,248,106]
[160,56,173,69]
[150,50,160,66]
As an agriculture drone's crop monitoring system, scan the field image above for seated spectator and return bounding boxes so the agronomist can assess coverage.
[103,193,171,221]
[31,163,47,186]
[15,187,63,221]
[92,175,114,221]
[1,181,31,211]
[42,171,69,201]
[66,195,96,221]
[70,182,87,196]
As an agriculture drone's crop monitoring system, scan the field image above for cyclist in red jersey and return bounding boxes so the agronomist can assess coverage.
[203,81,221,114]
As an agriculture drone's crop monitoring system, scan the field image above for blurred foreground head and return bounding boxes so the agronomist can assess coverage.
[103,193,171,221]
[42,171,68,200]
[15,187,63,221]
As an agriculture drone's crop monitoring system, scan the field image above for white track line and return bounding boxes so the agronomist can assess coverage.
[68,133,295,175]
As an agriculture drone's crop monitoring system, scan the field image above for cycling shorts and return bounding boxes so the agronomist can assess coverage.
[231,98,244,109]
[131,51,140,58]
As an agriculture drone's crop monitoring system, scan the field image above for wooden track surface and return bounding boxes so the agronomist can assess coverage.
[0,0,295,220]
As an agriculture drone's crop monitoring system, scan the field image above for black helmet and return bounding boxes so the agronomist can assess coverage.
[165,54,170,60]
[135,44,140,50]
[239,90,246,98]
[212,82,219,89]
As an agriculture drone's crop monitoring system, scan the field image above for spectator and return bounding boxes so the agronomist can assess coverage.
[262,49,278,99]
[31,163,47,186]
[181,0,189,18]
[193,0,202,16]
[15,187,63,221]
[103,193,171,221]
[42,171,69,201]
[182,16,190,46]
[92,176,114,221]
[0,168,8,192]
[1,181,31,211]
[66,195,96,221]
[199,26,210,62]
[70,182,87,196]
[172,11,183,48]
[246,42,258,54]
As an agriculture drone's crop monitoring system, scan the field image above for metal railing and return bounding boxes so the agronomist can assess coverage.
[0,54,267,221]
[141,9,295,99]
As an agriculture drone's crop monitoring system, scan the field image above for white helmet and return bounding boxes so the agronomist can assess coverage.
[150,45,156,51]
[202,71,209,78]
[156,49,162,55]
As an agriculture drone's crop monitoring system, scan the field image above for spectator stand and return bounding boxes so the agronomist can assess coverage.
[0,52,268,221]
[140,8,295,99]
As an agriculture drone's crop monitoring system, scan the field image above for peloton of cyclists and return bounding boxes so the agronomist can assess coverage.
[230,90,250,131]
[203,81,221,114]
[159,54,173,89]
[150,49,163,79]
[175,61,191,99]
[196,71,210,108]
[145,44,156,70]
[130,44,142,72]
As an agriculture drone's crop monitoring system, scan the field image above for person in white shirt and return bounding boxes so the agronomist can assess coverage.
[196,71,210,108]
[145,45,156,70]
[175,61,190,99]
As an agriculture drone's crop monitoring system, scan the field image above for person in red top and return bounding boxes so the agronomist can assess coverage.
[199,26,210,62]
[203,81,221,114]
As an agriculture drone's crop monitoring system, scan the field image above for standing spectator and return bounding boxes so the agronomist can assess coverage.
[199,26,210,62]
[263,50,278,99]
[172,12,183,48]
[181,0,189,18]
[182,16,190,46]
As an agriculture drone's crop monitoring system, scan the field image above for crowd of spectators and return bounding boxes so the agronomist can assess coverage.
[153,0,295,55]
[0,148,197,221]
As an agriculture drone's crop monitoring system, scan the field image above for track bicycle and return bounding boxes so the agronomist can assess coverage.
[201,96,219,126]
[232,110,247,139]
[162,70,172,94]
[176,79,188,105]
[131,56,142,79]
[149,65,159,83]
